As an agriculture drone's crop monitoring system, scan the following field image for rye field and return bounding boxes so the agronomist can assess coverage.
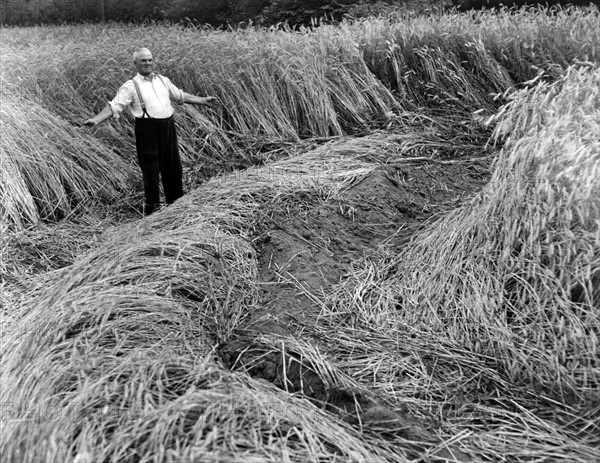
[1,5,599,462]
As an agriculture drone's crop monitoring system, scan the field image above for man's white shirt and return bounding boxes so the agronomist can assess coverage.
[109,73,184,119]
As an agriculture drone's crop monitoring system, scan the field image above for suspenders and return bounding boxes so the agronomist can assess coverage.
[132,74,169,119]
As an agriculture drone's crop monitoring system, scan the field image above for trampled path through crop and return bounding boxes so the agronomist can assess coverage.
[218,148,492,460]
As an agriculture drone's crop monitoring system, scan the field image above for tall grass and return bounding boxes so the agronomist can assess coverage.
[347,5,599,112]
[0,94,135,231]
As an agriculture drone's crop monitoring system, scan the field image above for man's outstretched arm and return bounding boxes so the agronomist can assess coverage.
[83,104,113,127]
[182,93,218,106]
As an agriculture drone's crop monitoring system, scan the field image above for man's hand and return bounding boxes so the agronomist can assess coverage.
[82,105,113,127]
[82,118,98,127]
[202,96,219,107]
[182,93,220,107]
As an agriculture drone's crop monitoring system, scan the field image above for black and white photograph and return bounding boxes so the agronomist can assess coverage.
[1,0,599,462]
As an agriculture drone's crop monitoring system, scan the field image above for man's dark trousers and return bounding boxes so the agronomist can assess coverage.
[135,116,183,215]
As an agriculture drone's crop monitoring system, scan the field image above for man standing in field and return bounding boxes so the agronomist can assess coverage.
[83,47,217,215]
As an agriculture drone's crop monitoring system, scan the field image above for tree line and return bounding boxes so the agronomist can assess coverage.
[4,0,599,27]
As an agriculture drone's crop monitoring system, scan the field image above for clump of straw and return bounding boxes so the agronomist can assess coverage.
[0,95,135,231]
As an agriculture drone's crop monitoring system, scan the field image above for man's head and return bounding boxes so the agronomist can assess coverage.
[133,48,153,76]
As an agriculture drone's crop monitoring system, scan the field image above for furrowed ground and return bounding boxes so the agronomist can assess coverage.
[1,6,599,463]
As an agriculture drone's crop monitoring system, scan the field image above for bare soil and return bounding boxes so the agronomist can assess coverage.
[248,158,490,333]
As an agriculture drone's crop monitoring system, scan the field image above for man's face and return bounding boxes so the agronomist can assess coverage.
[135,50,153,76]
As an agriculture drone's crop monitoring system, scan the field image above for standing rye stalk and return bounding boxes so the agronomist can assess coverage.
[0,94,133,231]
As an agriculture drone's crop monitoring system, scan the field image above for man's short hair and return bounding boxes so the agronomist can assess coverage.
[133,47,152,61]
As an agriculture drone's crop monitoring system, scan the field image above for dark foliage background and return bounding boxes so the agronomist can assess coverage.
[1,0,599,26]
